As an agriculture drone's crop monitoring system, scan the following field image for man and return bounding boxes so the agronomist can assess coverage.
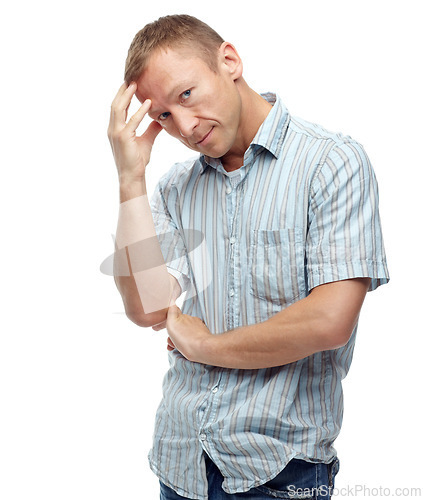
[107,14,389,500]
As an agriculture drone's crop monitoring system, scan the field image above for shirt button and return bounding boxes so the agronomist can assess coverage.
[212,387,218,394]
[229,237,236,245]
[226,187,232,194]
[199,433,207,441]
[229,289,235,297]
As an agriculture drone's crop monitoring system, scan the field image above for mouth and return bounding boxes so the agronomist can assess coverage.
[195,127,214,146]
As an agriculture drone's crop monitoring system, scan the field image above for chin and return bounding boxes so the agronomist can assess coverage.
[204,142,232,159]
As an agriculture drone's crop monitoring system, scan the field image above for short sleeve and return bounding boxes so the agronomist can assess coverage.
[306,140,390,292]
[150,180,192,294]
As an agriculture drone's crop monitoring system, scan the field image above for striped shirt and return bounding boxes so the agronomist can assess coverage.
[149,93,389,499]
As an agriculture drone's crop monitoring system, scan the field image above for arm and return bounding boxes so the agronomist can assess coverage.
[165,277,370,369]
[113,187,182,327]
[108,82,181,327]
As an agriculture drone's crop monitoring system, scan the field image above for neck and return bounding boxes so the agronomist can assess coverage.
[221,81,272,172]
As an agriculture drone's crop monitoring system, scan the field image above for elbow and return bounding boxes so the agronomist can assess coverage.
[320,311,358,350]
[326,329,353,350]
[127,312,151,328]
[126,308,168,329]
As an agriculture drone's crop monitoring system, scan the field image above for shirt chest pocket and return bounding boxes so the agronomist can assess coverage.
[249,228,307,306]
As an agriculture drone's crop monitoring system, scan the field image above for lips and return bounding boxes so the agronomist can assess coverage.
[195,128,213,146]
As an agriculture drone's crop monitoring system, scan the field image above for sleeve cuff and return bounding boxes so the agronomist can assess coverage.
[307,260,390,292]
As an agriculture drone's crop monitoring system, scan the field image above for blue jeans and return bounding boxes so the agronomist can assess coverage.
[160,454,340,499]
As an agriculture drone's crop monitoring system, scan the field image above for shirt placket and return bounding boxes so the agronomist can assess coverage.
[225,172,243,332]
[196,170,243,458]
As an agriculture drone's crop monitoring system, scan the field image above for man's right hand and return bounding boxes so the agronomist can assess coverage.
[107,82,162,185]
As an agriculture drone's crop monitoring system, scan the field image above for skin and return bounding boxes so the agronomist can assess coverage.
[108,41,371,369]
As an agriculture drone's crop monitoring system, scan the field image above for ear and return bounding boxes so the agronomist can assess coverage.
[218,42,243,81]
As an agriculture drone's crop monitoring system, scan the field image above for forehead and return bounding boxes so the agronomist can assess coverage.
[135,47,213,102]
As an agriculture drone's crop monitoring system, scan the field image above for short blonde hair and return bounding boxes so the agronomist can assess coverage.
[124,14,225,84]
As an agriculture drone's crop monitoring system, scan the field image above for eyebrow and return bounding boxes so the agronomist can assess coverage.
[149,80,193,118]
[166,80,192,101]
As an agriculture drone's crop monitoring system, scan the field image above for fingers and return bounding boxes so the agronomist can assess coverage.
[114,81,131,102]
[126,98,153,134]
[109,82,136,131]
[167,304,181,320]
[167,337,176,351]
[141,120,163,147]
[108,82,158,150]
[152,320,167,331]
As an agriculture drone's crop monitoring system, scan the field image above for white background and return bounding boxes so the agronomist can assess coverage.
[1,0,421,498]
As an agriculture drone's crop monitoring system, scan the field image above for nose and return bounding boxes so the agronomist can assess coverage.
[173,109,199,138]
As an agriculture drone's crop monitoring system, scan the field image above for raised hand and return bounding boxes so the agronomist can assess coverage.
[107,82,162,185]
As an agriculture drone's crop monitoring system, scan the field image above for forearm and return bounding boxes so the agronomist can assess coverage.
[114,180,174,326]
[202,297,333,369]
[188,279,369,369]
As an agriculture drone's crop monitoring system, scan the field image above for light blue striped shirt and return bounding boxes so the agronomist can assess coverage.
[149,93,389,499]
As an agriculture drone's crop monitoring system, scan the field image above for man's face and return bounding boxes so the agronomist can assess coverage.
[135,46,242,160]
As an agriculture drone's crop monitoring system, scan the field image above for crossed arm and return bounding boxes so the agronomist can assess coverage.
[162,277,371,369]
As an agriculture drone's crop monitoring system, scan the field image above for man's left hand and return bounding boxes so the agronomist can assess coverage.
[165,305,213,363]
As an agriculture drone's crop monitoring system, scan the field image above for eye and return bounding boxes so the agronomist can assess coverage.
[158,111,171,121]
[181,89,191,100]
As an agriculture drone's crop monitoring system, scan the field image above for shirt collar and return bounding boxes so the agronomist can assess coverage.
[200,93,290,174]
